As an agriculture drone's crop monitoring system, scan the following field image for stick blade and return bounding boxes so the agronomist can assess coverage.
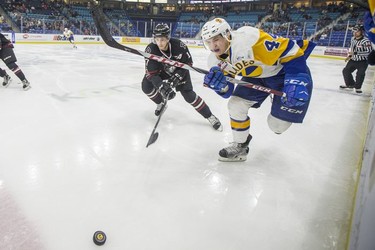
[146,132,159,148]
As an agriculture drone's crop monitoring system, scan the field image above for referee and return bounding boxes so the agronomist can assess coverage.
[340,24,373,93]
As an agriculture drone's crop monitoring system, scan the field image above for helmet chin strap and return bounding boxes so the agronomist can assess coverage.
[220,34,232,56]
[223,40,231,54]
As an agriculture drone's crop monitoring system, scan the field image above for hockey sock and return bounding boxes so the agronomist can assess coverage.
[146,88,163,104]
[190,95,211,118]
[8,63,26,81]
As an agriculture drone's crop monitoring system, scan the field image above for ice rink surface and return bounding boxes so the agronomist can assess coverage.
[0,43,374,250]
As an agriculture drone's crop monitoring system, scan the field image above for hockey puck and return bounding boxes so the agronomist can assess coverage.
[93,231,106,246]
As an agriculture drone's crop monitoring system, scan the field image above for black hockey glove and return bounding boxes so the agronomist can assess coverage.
[159,80,176,100]
[167,72,185,87]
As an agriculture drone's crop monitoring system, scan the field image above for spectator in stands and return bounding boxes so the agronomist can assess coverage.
[0,32,31,90]
[340,25,373,93]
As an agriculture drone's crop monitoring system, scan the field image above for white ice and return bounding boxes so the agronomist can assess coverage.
[0,44,373,250]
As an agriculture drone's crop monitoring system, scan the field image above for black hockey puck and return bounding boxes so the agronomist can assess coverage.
[93,231,106,246]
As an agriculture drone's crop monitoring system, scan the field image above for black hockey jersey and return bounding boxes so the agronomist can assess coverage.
[144,38,192,87]
[0,33,13,49]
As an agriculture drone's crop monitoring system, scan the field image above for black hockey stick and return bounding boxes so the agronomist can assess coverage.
[146,97,169,147]
[90,3,286,98]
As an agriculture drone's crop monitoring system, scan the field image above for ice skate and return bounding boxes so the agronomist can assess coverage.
[2,74,12,87]
[355,89,362,94]
[207,115,223,131]
[219,135,252,162]
[155,101,167,116]
[22,79,31,91]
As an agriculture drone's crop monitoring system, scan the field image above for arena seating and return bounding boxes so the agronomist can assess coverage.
[0,1,368,48]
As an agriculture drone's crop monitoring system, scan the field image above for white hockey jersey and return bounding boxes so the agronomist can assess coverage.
[64,30,74,38]
[207,26,313,78]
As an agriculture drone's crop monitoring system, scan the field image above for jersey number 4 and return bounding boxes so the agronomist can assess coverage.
[264,40,280,51]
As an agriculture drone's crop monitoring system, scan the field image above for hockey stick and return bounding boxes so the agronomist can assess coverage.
[90,4,286,98]
[146,97,169,147]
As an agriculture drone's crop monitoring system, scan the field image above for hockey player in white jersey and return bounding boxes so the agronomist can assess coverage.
[201,18,316,162]
[63,28,77,49]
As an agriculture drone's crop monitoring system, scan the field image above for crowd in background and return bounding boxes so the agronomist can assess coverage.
[0,0,368,47]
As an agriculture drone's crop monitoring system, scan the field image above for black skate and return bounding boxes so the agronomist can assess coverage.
[2,74,11,87]
[22,79,31,91]
[207,115,223,131]
[219,135,252,162]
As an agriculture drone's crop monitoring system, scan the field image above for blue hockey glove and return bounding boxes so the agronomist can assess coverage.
[204,66,228,92]
[282,73,311,107]
[364,11,375,44]
[159,80,176,100]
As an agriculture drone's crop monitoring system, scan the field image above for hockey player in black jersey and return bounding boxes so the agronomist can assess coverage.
[141,24,222,131]
[0,33,31,90]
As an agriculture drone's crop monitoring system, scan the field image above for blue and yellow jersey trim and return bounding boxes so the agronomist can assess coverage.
[370,0,374,17]
[251,31,306,66]
[370,0,375,36]
[294,40,316,59]
[231,117,250,131]
[208,26,314,78]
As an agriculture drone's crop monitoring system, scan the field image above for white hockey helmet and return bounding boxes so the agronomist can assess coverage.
[64,27,68,31]
[201,18,231,41]
[201,18,232,51]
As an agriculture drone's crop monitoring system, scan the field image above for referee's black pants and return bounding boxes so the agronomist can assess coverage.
[342,60,369,89]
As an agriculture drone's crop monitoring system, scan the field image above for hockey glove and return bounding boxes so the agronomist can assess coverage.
[167,72,185,87]
[204,66,229,92]
[159,80,176,100]
[282,73,311,107]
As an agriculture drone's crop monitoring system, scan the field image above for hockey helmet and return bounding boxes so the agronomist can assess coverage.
[201,18,232,51]
[352,24,364,32]
[201,18,231,41]
[153,24,170,39]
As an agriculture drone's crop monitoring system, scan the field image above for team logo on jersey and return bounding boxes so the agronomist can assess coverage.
[174,53,183,60]
[223,60,261,76]
[179,41,187,49]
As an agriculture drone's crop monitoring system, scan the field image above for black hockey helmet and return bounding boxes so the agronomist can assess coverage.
[352,24,364,32]
[153,23,170,38]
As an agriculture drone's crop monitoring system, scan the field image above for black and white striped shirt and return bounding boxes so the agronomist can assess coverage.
[349,36,373,61]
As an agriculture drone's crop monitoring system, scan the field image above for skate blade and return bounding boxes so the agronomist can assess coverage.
[339,87,354,91]
[23,85,31,91]
[218,155,247,162]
